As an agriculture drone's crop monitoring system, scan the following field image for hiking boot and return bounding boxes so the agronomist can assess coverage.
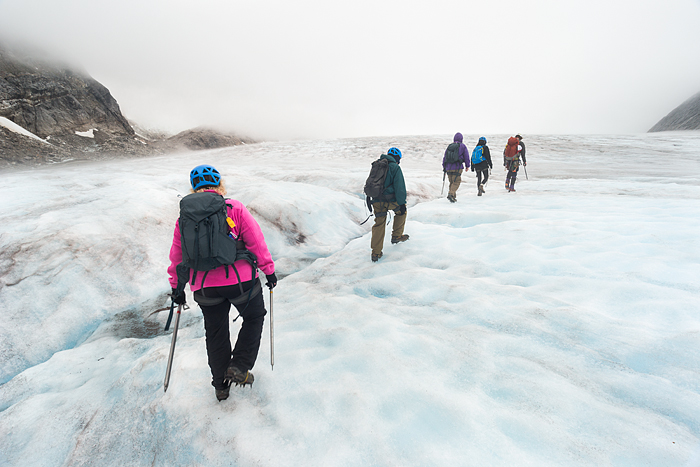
[215,382,231,401]
[371,252,382,262]
[391,234,409,244]
[509,187,516,192]
[505,182,509,190]
[224,364,254,387]
[479,184,485,193]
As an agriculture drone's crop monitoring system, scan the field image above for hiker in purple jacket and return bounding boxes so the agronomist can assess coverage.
[442,132,470,203]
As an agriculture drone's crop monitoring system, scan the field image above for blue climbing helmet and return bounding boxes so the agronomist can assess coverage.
[190,164,221,190]
[479,137,487,144]
[387,147,402,159]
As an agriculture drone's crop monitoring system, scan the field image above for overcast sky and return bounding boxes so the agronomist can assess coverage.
[1,0,700,140]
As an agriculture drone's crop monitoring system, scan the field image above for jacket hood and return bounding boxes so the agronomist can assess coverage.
[453,132,463,143]
[380,153,400,164]
[380,154,401,164]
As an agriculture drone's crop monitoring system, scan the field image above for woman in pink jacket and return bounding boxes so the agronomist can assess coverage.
[168,164,277,401]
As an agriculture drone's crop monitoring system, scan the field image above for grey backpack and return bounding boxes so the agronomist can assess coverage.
[177,191,256,288]
[363,157,390,199]
[444,142,461,164]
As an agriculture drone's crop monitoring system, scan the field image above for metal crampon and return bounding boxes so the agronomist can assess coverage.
[224,365,254,388]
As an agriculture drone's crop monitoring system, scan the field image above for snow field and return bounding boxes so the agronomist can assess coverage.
[1,133,700,466]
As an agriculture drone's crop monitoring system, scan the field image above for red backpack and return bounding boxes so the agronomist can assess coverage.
[504,137,519,159]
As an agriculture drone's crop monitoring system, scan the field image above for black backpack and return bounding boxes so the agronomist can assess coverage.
[444,142,461,164]
[177,191,257,289]
[363,157,390,200]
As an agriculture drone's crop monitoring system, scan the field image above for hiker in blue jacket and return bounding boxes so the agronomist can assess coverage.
[370,147,409,262]
[442,132,470,203]
[470,137,493,196]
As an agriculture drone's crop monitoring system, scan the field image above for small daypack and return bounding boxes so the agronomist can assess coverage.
[504,137,520,160]
[177,191,257,289]
[364,157,390,200]
[472,145,485,164]
[444,142,461,164]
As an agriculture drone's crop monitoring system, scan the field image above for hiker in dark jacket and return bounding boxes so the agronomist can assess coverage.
[442,132,470,203]
[371,147,409,262]
[168,164,277,402]
[503,134,527,192]
[470,137,493,196]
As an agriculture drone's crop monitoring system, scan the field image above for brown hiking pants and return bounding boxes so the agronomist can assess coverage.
[446,169,463,197]
[371,201,407,255]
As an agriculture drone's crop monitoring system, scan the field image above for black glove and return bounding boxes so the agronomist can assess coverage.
[265,272,278,289]
[171,287,186,305]
[470,166,475,172]
[396,204,407,216]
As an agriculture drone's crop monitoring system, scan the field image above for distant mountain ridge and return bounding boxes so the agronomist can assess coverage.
[648,91,700,132]
[163,127,256,151]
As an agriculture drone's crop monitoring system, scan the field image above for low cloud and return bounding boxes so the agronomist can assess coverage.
[2,0,700,139]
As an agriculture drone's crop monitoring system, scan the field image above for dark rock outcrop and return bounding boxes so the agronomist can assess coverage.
[0,124,71,165]
[649,91,700,132]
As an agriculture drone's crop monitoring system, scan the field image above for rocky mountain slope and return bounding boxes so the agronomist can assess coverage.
[0,45,254,168]
[648,91,700,132]
[0,45,153,166]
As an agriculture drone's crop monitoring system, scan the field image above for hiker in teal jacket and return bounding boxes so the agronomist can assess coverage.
[370,147,409,262]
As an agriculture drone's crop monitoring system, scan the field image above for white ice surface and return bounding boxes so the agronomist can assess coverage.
[0,117,51,144]
[1,133,700,466]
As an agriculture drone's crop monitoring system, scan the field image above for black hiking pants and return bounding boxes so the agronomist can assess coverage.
[196,278,266,390]
[506,160,519,187]
[476,168,489,186]
[472,161,490,188]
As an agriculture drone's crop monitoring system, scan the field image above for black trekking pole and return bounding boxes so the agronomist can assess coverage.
[269,288,274,370]
[440,171,446,196]
[164,303,183,393]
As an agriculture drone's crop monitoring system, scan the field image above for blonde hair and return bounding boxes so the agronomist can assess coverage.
[192,177,227,195]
